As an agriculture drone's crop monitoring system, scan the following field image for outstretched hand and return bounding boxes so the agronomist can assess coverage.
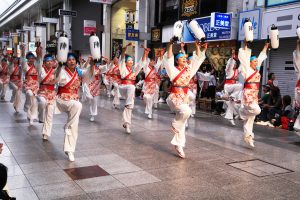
[36,46,43,58]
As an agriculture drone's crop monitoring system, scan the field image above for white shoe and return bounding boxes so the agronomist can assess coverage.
[191,114,194,118]
[42,134,48,141]
[220,113,226,117]
[244,135,255,148]
[266,121,274,127]
[148,114,152,119]
[158,98,165,103]
[154,103,158,109]
[90,116,95,122]
[234,115,240,120]
[67,152,75,162]
[125,126,131,134]
[174,145,185,158]
[113,104,119,109]
[229,119,236,126]
[29,118,34,125]
[185,122,189,128]
[123,124,131,134]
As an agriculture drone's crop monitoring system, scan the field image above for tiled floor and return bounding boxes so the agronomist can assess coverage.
[1,95,300,199]
[228,159,293,177]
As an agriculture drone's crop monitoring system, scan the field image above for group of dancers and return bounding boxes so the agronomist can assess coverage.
[4,34,300,161]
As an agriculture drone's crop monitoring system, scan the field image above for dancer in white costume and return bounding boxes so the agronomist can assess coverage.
[239,42,269,147]
[142,48,164,119]
[108,57,122,108]
[119,43,148,134]
[163,39,207,158]
[20,45,39,125]
[9,57,22,113]
[82,56,108,122]
[224,49,243,126]
[0,58,10,101]
[293,40,300,131]
[35,47,58,140]
[56,53,86,161]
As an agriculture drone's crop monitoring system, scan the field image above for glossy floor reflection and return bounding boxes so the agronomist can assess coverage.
[1,94,300,199]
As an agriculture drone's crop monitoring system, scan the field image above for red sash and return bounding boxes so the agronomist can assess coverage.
[121,66,135,85]
[41,67,54,85]
[144,66,155,82]
[57,68,78,95]
[244,70,260,90]
[296,79,300,88]
[173,67,187,83]
[225,69,238,84]
[25,64,38,80]
[171,67,188,94]
[171,86,189,94]
[10,65,21,80]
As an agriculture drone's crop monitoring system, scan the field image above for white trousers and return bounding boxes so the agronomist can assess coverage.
[24,90,38,120]
[0,81,8,98]
[37,96,55,136]
[188,90,196,115]
[224,83,243,120]
[239,103,261,138]
[144,93,155,115]
[119,84,135,126]
[87,96,98,116]
[167,97,192,147]
[102,75,112,95]
[56,98,82,153]
[10,83,21,112]
[112,82,120,106]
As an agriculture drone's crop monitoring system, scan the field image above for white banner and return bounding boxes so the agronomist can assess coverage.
[238,9,261,41]
[84,20,97,36]
[261,6,300,39]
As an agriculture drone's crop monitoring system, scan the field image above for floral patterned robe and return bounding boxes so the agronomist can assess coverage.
[23,64,39,94]
[57,67,82,101]
[38,66,57,104]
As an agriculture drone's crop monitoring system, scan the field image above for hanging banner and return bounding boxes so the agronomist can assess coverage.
[179,0,200,20]
[84,20,97,36]
[182,17,231,42]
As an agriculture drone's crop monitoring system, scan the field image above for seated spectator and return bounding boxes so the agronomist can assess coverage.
[271,95,295,129]
[268,87,282,121]
[257,84,271,121]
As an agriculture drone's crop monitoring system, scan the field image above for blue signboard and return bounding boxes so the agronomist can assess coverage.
[211,12,231,29]
[126,29,139,41]
[182,17,231,42]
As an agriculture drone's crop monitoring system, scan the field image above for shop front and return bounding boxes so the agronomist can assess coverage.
[261,6,300,98]
[110,0,137,58]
